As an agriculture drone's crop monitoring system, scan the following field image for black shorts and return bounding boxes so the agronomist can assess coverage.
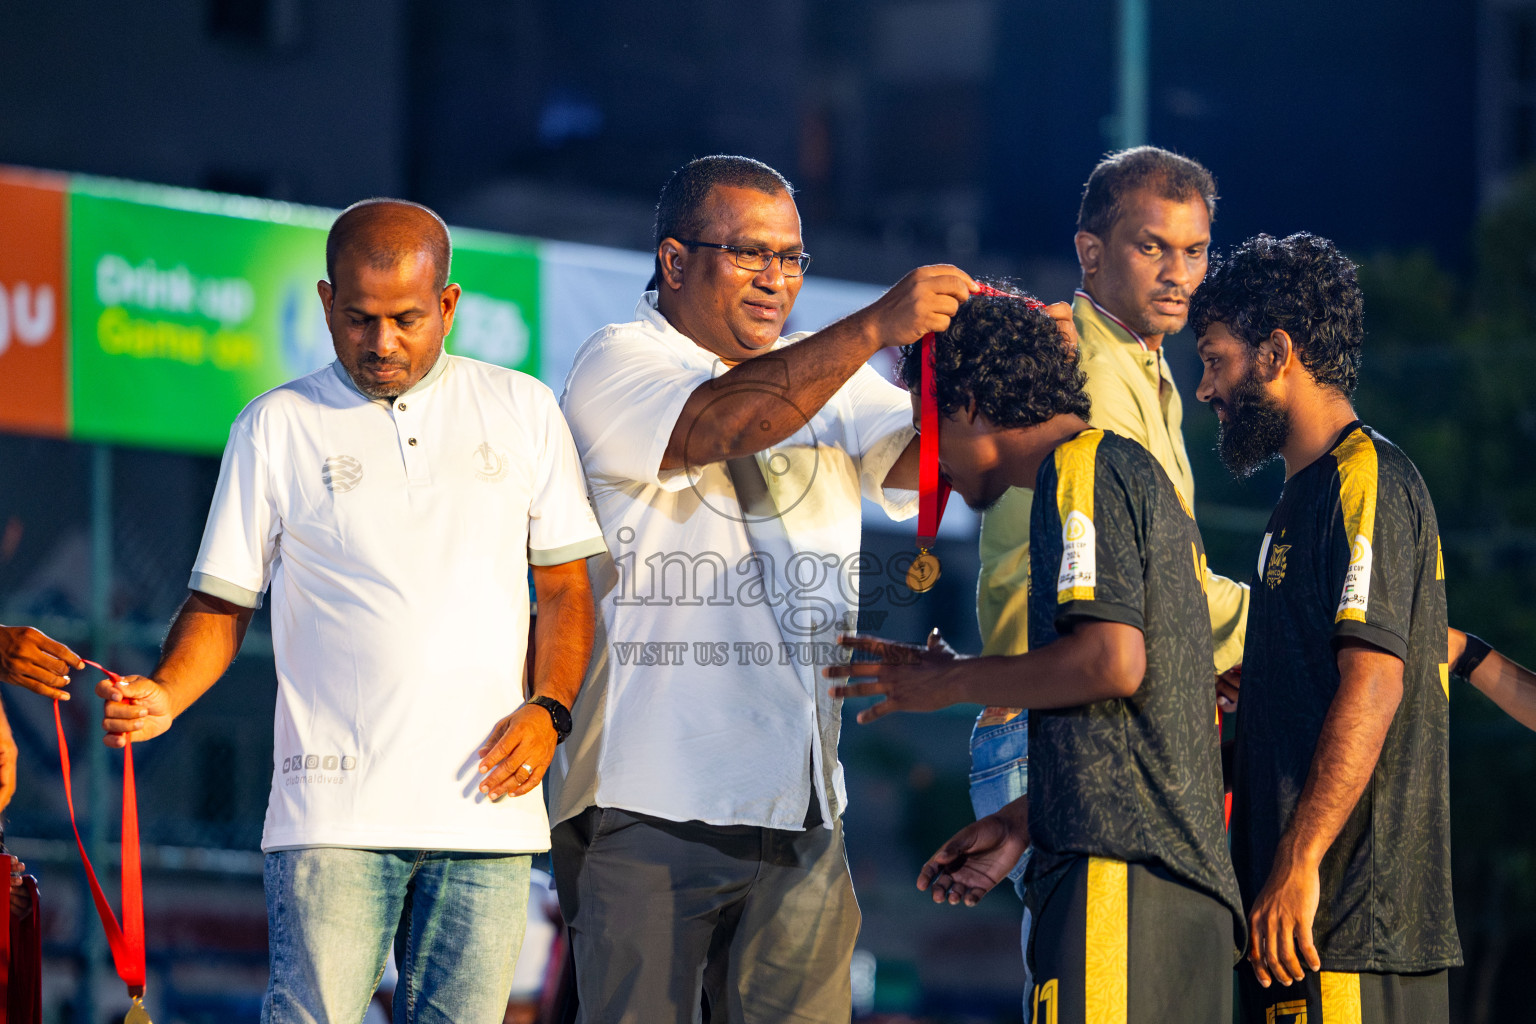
[1026,855,1236,1024]
[1237,963,1448,1024]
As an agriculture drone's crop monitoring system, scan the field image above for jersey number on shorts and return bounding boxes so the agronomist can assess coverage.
[1031,979,1059,1024]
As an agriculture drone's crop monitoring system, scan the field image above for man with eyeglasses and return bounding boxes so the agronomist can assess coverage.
[549,154,977,1023]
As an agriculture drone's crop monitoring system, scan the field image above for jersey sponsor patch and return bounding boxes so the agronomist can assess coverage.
[1057,510,1097,599]
[1333,429,1379,624]
[1336,534,1373,618]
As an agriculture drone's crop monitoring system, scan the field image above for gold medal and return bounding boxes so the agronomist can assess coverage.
[906,550,941,593]
[124,996,155,1024]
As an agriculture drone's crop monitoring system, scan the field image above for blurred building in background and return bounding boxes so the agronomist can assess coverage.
[0,0,1490,279]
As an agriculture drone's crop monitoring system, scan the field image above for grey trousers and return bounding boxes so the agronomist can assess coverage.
[550,803,860,1024]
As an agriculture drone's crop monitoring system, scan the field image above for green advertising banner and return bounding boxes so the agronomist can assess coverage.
[68,177,540,453]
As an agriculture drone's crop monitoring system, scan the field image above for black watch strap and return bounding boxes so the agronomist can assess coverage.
[528,695,573,743]
[1452,633,1494,680]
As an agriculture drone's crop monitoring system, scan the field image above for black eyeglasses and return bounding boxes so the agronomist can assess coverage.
[677,240,812,277]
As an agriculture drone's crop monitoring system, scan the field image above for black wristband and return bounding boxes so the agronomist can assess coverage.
[1452,633,1494,680]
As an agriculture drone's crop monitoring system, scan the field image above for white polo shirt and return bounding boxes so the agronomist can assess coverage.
[550,293,917,831]
[190,354,607,853]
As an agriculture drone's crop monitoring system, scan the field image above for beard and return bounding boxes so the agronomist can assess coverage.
[1214,364,1290,478]
[343,354,415,399]
[355,378,409,399]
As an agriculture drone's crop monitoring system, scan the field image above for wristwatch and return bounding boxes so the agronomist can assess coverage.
[527,695,573,743]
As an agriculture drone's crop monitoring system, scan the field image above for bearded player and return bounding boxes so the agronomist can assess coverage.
[1193,233,1459,1023]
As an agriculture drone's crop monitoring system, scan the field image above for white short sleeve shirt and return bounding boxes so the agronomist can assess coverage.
[192,354,607,853]
[550,293,917,830]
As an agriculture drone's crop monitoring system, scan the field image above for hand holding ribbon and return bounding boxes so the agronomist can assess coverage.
[56,660,152,1020]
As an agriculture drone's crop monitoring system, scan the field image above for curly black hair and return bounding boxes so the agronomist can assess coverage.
[1189,232,1364,395]
[898,285,1090,428]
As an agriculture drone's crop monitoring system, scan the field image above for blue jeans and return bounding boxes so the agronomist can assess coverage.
[262,848,532,1024]
[967,715,1030,886]
[968,715,1032,1006]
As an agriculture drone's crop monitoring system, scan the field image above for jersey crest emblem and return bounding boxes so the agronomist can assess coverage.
[474,442,509,482]
[1265,543,1290,589]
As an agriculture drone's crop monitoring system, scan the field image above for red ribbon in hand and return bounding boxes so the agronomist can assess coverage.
[917,283,1043,547]
[55,660,145,999]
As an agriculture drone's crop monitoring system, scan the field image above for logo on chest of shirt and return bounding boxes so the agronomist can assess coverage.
[322,455,363,493]
[1265,542,1291,589]
[474,442,509,482]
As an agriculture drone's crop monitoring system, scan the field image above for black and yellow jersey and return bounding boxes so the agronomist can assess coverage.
[1027,428,1245,945]
[1232,421,1461,973]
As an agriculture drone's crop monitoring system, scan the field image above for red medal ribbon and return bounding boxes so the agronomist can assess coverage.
[917,283,1043,548]
[55,660,145,999]
[917,330,951,549]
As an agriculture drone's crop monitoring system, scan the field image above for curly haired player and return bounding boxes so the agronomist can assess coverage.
[828,286,1244,1024]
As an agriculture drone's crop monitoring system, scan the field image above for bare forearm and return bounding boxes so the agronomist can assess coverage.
[1448,627,1536,730]
[531,566,596,708]
[938,622,1144,709]
[661,315,881,469]
[1279,642,1402,865]
[153,591,252,718]
[1470,654,1536,731]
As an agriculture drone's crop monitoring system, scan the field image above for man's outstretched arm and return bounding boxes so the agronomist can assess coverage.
[0,623,85,701]
[1450,627,1536,732]
[825,619,1145,724]
[98,590,254,747]
[660,266,976,471]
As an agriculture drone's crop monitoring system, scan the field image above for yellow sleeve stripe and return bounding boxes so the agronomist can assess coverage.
[1055,429,1104,604]
[1084,856,1128,1024]
[1333,429,1379,625]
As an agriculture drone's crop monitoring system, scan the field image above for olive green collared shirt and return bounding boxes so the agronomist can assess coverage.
[976,290,1248,680]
